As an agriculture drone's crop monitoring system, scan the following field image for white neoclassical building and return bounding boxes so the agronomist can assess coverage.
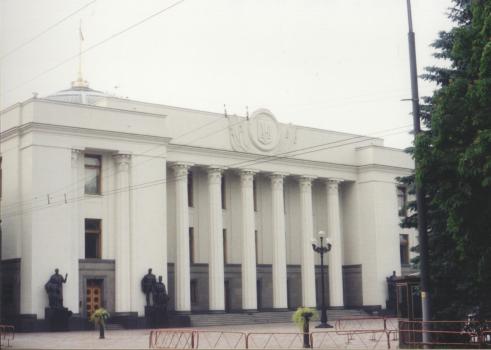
[0,79,416,326]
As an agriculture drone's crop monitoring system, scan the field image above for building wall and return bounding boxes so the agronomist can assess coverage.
[0,97,414,319]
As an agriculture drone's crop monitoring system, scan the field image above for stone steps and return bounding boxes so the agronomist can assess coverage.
[189,309,368,327]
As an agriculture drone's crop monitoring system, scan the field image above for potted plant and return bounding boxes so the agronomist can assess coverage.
[90,308,110,339]
[292,307,318,348]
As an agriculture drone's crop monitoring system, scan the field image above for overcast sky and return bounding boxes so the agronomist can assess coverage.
[0,0,453,149]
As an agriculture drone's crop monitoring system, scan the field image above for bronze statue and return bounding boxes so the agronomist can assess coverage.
[141,268,157,306]
[152,276,169,310]
[45,268,68,308]
[386,270,397,315]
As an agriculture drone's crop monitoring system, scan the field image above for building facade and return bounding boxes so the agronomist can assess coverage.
[0,81,416,323]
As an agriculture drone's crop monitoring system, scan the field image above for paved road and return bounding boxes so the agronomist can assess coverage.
[12,323,299,349]
[12,320,398,349]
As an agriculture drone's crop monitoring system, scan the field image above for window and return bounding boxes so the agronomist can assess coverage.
[397,186,407,217]
[255,230,259,264]
[253,178,258,211]
[191,279,198,304]
[85,155,101,195]
[189,227,194,264]
[400,234,409,265]
[85,219,101,259]
[188,172,193,207]
[221,175,226,209]
[223,229,227,263]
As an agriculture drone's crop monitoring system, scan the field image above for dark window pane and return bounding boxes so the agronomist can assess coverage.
[188,172,193,207]
[85,219,101,259]
[221,176,226,209]
[85,219,100,231]
[397,187,407,217]
[189,227,194,264]
[400,234,409,265]
[85,155,101,195]
[85,234,99,258]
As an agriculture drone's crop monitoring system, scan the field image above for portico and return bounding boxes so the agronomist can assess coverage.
[166,163,347,312]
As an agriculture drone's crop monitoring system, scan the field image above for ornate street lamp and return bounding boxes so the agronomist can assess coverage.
[311,230,333,328]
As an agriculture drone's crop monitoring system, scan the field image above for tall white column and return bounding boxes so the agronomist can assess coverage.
[172,163,191,312]
[326,179,344,307]
[114,153,132,312]
[270,173,288,309]
[299,176,316,307]
[208,167,225,311]
[240,170,257,310]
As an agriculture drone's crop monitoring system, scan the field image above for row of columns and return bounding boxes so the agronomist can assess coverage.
[172,163,345,312]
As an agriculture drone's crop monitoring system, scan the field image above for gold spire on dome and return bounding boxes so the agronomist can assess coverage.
[72,19,89,88]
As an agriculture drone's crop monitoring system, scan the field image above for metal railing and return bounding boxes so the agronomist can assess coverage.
[0,325,15,348]
[246,332,305,349]
[148,318,491,349]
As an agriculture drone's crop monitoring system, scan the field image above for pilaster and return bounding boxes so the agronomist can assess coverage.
[113,153,132,312]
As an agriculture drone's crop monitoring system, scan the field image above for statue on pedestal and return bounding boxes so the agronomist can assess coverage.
[45,268,68,309]
[44,268,72,331]
[386,270,397,315]
[141,268,157,306]
[152,276,169,311]
[142,269,170,327]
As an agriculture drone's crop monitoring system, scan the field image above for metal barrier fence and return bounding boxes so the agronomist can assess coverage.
[247,332,305,349]
[195,330,246,349]
[0,325,15,348]
[149,319,491,349]
[149,329,194,349]
[335,317,399,332]
[311,330,395,349]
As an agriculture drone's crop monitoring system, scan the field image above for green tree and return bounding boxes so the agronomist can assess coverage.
[415,0,491,319]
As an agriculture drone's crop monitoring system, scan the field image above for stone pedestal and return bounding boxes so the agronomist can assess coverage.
[45,307,73,331]
[145,306,168,328]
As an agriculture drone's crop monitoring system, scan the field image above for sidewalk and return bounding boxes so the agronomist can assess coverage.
[12,323,300,349]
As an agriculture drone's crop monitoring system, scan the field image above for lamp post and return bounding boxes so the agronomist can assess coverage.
[311,230,333,328]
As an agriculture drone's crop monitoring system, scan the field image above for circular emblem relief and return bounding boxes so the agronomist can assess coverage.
[248,109,280,152]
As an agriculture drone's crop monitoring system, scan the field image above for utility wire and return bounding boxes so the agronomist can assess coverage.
[1,91,409,212]
[0,0,186,97]
[0,0,97,61]
[1,125,412,219]
[1,111,244,211]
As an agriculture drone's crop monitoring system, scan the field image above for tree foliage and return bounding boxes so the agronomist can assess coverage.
[410,0,491,320]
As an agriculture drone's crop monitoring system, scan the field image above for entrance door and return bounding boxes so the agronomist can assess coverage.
[86,279,103,318]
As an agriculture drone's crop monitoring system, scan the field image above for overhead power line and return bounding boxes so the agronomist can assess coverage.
[1,125,412,219]
[0,0,98,61]
[0,0,186,97]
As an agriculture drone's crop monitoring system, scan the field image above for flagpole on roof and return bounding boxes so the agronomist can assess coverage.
[74,19,88,88]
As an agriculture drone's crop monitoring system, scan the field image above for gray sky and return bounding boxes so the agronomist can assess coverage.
[0,0,453,149]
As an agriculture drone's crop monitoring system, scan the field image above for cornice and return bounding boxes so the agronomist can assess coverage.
[4,122,171,145]
[0,127,20,143]
[167,143,358,173]
[357,163,413,174]
[34,98,168,119]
